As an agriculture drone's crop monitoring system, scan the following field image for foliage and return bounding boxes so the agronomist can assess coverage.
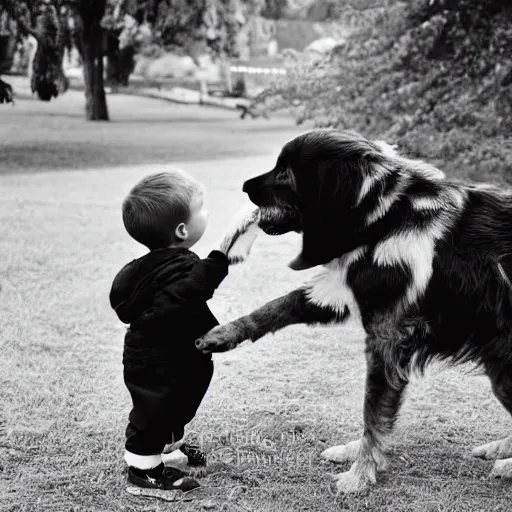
[29,2,69,101]
[100,0,249,87]
[1,0,251,113]
[102,1,151,86]
[258,0,512,183]
[150,0,213,48]
[0,0,33,18]
[0,1,71,102]
[260,0,288,19]
[104,0,248,58]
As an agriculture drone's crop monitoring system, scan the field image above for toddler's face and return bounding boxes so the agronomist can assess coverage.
[182,193,209,248]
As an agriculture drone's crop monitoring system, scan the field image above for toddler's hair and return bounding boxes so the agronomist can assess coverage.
[122,169,203,249]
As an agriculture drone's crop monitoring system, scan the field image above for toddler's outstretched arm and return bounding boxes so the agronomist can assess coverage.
[154,204,261,309]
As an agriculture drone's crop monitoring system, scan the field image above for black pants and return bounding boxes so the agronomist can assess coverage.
[124,355,213,456]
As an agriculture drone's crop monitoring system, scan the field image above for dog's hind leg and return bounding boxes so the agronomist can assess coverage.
[333,345,409,494]
[472,364,512,478]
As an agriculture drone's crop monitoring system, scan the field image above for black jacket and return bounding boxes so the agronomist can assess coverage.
[110,248,229,368]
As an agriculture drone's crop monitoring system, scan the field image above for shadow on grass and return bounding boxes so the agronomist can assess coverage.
[1,141,267,174]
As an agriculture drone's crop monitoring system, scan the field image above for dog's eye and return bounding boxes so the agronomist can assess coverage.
[275,168,289,180]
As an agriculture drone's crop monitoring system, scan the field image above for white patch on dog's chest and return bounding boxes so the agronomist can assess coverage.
[306,247,366,321]
[373,220,449,307]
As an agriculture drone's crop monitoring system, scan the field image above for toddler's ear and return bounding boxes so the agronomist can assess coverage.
[216,204,262,265]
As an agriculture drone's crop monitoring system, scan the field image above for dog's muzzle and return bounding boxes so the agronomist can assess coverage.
[243,173,302,235]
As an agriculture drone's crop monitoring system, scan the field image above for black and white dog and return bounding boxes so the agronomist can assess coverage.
[197,129,512,493]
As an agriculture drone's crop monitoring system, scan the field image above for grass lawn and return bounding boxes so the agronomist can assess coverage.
[1,79,303,175]
[1,91,512,512]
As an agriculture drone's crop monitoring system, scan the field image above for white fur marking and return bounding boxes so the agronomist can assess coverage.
[412,196,444,211]
[412,188,465,212]
[374,140,399,158]
[357,175,379,206]
[370,180,466,307]
[322,441,361,463]
[334,463,373,493]
[365,171,409,226]
[374,139,446,182]
[356,164,390,206]
[491,458,512,479]
[215,203,261,264]
[306,247,366,322]
[366,182,404,225]
[373,220,449,306]
[226,222,262,264]
[411,162,445,180]
[362,142,448,224]
[498,262,512,290]
[448,188,466,210]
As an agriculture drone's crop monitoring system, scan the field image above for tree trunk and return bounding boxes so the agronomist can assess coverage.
[78,20,109,121]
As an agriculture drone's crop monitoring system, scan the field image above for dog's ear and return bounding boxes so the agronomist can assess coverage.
[307,158,367,227]
[293,155,377,270]
[286,131,390,268]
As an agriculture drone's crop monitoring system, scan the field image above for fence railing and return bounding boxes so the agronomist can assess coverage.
[229,64,287,76]
[227,59,287,97]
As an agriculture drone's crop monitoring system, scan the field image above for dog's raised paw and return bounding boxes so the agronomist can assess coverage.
[216,204,261,265]
[195,323,246,353]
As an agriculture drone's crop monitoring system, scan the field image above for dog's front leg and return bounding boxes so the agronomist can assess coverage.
[333,343,409,493]
[196,288,340,353]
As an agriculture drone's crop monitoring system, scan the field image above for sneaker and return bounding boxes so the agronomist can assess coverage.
[128,463,200,491]
[179,443,207,467]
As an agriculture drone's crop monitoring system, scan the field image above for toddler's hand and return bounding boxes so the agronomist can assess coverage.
[216,203,261,265]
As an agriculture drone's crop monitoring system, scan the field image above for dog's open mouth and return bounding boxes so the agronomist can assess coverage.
[258,205,302,236]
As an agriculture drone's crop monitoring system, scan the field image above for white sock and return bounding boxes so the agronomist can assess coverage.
[124,450,162,470]
[162,438,184,454]
[162,448,189,470]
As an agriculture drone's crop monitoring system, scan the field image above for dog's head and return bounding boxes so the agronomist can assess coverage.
[243,129,407,270]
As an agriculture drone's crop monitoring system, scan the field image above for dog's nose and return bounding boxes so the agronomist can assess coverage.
[243,185,260,205]
[243,174,263,194]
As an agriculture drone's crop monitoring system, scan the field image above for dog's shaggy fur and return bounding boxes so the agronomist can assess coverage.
[196,129,512,493]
